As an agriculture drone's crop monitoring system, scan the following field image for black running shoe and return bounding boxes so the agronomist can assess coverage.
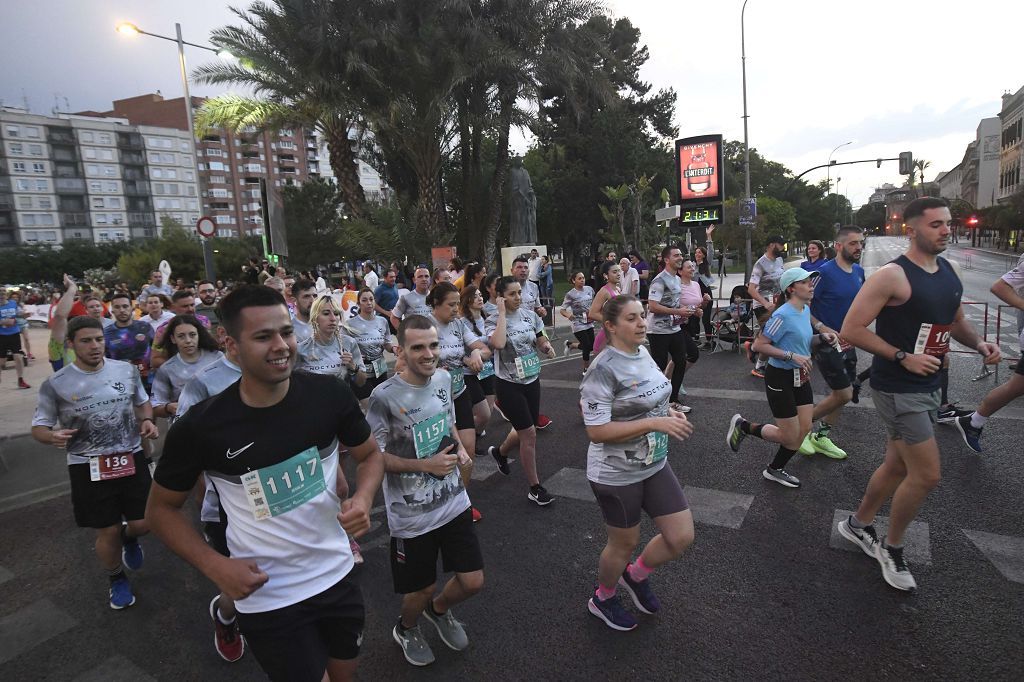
[488,446,510,475]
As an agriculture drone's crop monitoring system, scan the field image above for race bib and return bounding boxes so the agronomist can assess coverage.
[794,367,810,387]
[514,352,541,379]
[412,412,448,459]
[644,432,669,466]
[89,452,136,482]
[450,367,465,395]
[913,323,952,357]
[368,357,388,378]
[478,359,494,379]
[241,447,326,521]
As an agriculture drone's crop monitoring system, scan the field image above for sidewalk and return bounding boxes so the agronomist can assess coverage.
[947,241,1023,259]
[0,327,50,438]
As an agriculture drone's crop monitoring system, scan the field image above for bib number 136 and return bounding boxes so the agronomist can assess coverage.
[242,446,326,521]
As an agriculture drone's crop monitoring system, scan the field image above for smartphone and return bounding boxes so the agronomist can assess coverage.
[428,435,459,480]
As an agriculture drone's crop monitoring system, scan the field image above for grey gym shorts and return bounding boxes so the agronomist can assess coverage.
[872,389,941,445]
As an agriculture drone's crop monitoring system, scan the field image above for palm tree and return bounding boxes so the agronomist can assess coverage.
[913,159,932,195]
[193,0,385,220]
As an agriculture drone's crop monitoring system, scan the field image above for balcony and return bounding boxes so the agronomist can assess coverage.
[58,196,86,211]
[121,152,146,166]
[127,197,153,212]
[60,212,89,227]
[47,128,75,145]
[124,181,151,196]
[54,178,86,194]
[54,164,81,179]
[128,213,156,227]
[52,149,77,162]
[117,133,144,150]
[123,168,147,181]
[202,134,224,144]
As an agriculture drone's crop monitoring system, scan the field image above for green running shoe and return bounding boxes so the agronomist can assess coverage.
[812,433,847,459]
[798,433,816,456]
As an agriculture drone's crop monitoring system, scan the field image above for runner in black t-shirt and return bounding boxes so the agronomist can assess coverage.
[148,286,385,682]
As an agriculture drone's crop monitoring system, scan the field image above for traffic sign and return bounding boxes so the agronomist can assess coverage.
[739,198,757,226]
[655,205,680,222]
[196,216,217,239]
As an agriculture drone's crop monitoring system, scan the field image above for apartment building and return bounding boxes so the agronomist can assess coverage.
[998,84,1023,204]
[0,107,201,246]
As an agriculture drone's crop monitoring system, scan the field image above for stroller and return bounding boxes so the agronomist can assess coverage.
[709,285,755,351]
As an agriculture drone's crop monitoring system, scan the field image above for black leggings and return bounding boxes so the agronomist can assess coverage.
[648,331,699,402]
[574,328,595,363]
[700,301,713,338]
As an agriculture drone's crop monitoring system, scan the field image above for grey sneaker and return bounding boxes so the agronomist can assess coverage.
[422,606,469,651]
[837,516,880,557]
[726,414,747,453]
[392,624,435,666]
[762,467,800,488]
[875,542,917,592]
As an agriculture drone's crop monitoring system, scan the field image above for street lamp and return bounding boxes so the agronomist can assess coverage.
[741,0,752,280]
[115,20,234,281]
[826,141,852,200]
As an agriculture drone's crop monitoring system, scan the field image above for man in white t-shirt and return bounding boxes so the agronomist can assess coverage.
[619,257,639,296]
[527,248,542,286]
[363,262,379,291]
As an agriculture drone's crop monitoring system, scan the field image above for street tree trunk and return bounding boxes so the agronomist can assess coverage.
[482,85,516,269]
[323,117,367,221]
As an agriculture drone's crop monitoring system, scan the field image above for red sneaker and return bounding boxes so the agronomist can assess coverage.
[743,341,754,364]
[536,414,553,429]
[18,379,30,389]
[471,507,482,523]
[750,367,764,379]
[209,595,245,662]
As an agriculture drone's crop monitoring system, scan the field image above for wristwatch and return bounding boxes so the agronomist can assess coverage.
[894,350,907,364]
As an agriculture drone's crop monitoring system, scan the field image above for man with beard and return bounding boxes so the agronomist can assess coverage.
[745,235,787,378]
[291,279,317,345]
[195,280,221,327]
[32,316,158,609]
[836,198,1000,592]
[104,292,155,383]
[796,226,866,460]
[138,270,173,306]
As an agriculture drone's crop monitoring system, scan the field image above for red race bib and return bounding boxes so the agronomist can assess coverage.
[794,367,810,387]
[89,452,136,482]
[913,323,952,357]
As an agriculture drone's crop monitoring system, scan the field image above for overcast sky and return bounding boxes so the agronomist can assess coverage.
[2,0,1019,206]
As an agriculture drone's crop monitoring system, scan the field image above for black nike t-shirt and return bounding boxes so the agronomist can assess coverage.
[155,371,372,614]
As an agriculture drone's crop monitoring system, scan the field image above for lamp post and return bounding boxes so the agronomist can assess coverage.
[115,21,234,282]
[826,141,852,200]
[741,0,752,280]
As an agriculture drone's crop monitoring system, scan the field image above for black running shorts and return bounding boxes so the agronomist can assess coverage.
[589,464,689,528]
[764,364,814,419]
[0,333,24,359]
[390,508,483,594]
[494,378,541,431]
[68,451,150,529]
[814,344,858,391]
[237,574,365,681]
[453,389,475,431]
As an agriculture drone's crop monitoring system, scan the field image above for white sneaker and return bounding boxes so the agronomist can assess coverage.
[875,542,917,592]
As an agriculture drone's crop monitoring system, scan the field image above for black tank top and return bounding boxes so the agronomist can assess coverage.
[870,255,962,394]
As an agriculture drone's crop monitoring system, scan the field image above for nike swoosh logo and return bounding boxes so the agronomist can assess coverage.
[226,442,255,459]
[767,385,782,392]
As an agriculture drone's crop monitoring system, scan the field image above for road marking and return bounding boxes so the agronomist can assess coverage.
[541,467,593,502]
[830,509,932,565]
[683,486,754,529]
[73,655,157,682]
[0,599,76,665]
[962,530,1024,584]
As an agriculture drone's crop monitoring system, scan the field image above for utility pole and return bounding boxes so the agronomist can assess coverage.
[741,0,752,281]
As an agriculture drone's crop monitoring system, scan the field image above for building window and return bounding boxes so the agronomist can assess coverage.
[23,214,36,226]
[103,167,116,177]
[17,197,32,209]
[9,143,23,154]
[109,198,121,208]
[91,197,104,209]
[98,133,112,144]
[26,127,39,138]
[100,149,114,161]
[32,162,45,174]
[12,161,26,173]
[89,180,101,192]
[104,181,117,192]
[35,180,48,191]
[84,148,96,160]
[6,125,20,137]
[28,144,43,156]
[16,179,30,191]
[39,197,52,209]
[81,131,94,143]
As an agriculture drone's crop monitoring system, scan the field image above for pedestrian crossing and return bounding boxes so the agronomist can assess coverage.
[0,598,76,665]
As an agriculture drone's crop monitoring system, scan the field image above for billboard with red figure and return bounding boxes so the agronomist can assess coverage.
[675,134,724,205]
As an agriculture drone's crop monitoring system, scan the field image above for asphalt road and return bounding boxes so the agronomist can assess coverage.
[2,238,1022,681]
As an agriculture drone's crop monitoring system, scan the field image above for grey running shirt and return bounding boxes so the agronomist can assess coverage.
[484,306,544,384]
[392,289,431,319]
[580,345,672,485]
[482,301,498,319]
[343,313,391,375]
[151,350,224,408]
[291,314,313,345]
[430,314,482,399]
[648,270,682,334]
[561,286,595,332]
[296,335,364,378]
[749,255,785,310]
[460,315,493,378]
[520,280,542,313]
[32,359,149,465]
[366,371,470,538]
[173,355,242,523]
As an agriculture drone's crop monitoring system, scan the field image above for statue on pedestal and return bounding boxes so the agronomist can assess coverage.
[508,157,537,246]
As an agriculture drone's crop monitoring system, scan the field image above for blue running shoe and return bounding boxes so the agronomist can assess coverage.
[122,537,144,571]
[618,569,660,615]
[109,576,136,610]
[587,594,638,631]
[954,415,983,453]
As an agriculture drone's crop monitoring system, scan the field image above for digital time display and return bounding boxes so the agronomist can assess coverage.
[681,207,720,223]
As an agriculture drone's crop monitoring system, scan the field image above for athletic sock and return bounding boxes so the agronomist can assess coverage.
[970,412,988,429]
[108,567,126,584]
[884,540,904,551]
[627,557,653,582]
[815,422,832,438]
[740,420,765,439]
[429,600,446,617]
[848,515,868,529]
[769,445,797,470]
[595,584,616,601]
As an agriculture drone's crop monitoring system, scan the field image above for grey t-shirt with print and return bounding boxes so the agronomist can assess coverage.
[392,289,431,319]
[296,335,364,378]
[561,286,595,332]
[484,307,544,384]
[343,313,391,375]
[366,371,470,538]
[647,270,682,334]
[580,345,672,485]
[32,359,149,465]
[291,314,313,345]
[749,255,785,310]
[430,314,482,399]
[151,350,224,408]
[519,279,543,314]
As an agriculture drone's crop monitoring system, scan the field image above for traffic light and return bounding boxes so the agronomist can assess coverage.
[899,151,913,175]
[967,215,979,227]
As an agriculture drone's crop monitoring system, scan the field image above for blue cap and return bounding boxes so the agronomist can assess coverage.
[780,267,819,291]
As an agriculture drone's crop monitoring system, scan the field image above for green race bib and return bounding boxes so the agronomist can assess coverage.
[412,412,448,459]
[241,447,326,521]
[478,360,494,379]
[514,351,541,379]
[369,357,388,378]
[450,367,465,395]
[644,432,669,465]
